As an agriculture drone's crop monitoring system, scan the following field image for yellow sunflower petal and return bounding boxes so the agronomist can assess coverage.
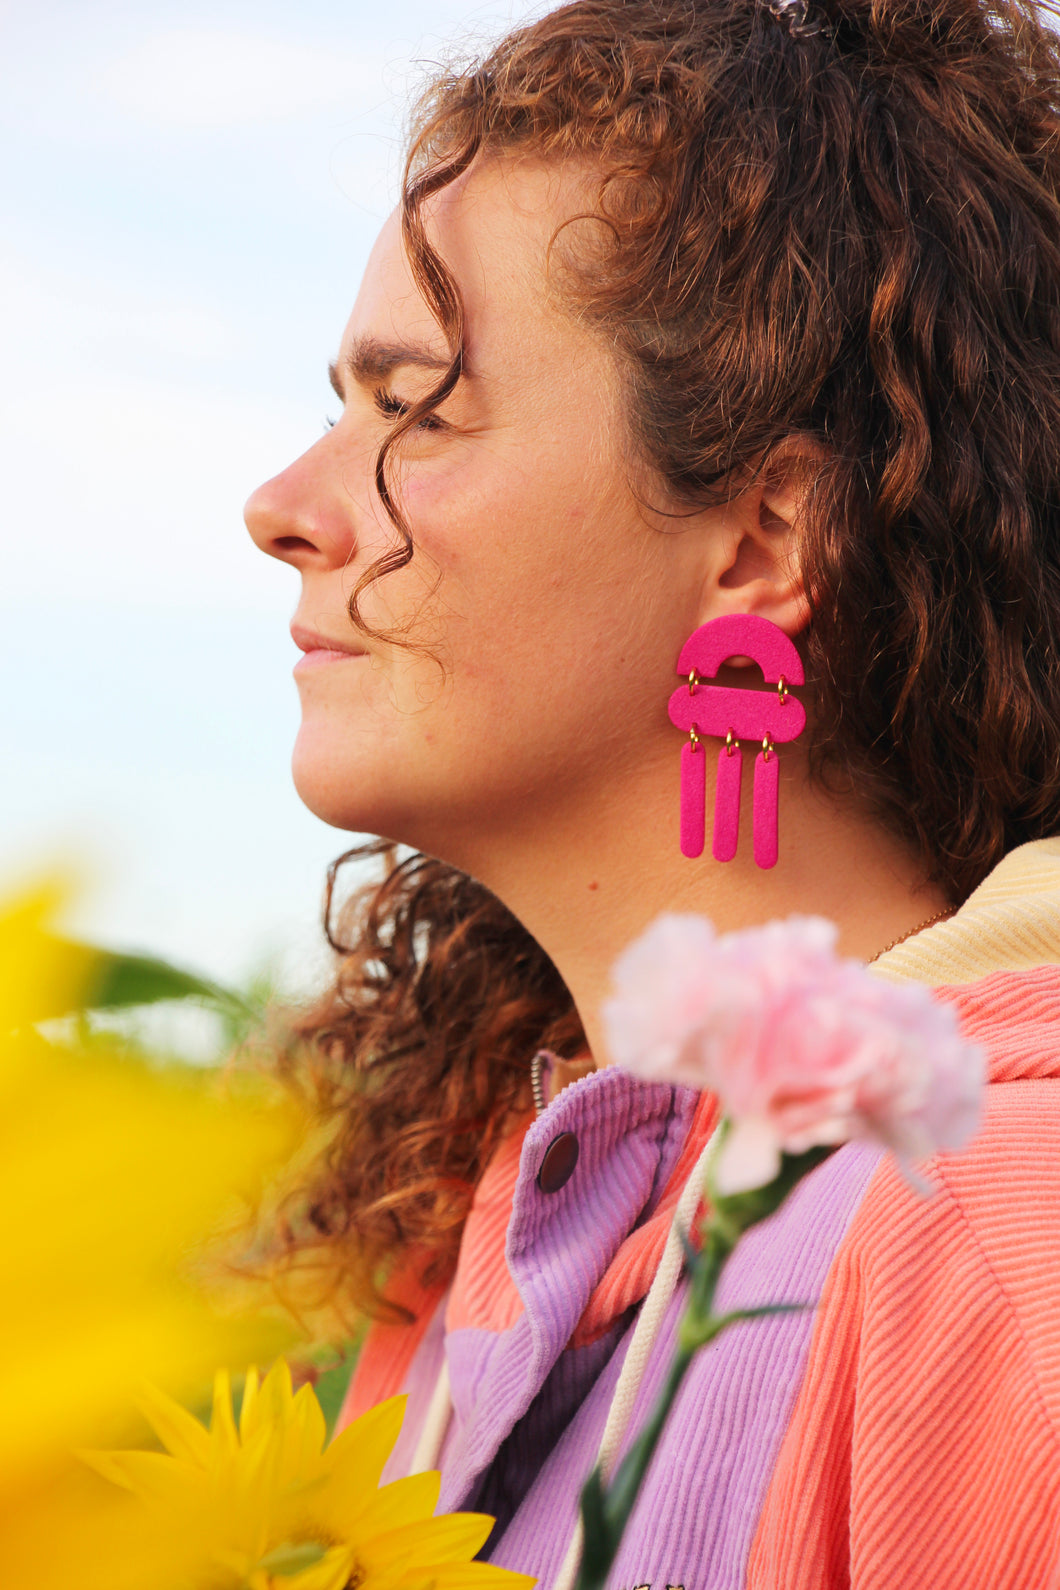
[78,1449,204,1509]
[136,1381,211,1467]
[290,1381,328,1465]
[210,1369,240,1458]
[0,883,94,1025]
[253,1360,295,1450]
[428,1565,537,1590]
[319,1394,408,1496]
[76,1449,149,1496]
[214,1429,284,1561]
[239,1366,262,1443]
[359,1512,496,1575]
[248,1360,327,1494]
[322,1470,440,1538]
[260,1357,296,1412]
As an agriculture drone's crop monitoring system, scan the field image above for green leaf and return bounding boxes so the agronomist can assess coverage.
[44,935,248,1016]
[680,1301,811,1351]
[577,1467,617,1590]
[710,1143,837,1233]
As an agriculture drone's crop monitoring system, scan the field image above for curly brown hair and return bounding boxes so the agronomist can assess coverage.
[274,0,1060,1325]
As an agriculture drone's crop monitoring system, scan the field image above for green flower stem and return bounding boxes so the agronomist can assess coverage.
[574,1231,730,1590]
[573,1139,836,1590]
[678,1223,735,1352]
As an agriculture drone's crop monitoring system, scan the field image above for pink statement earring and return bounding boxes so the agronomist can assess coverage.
[667,614,806,868]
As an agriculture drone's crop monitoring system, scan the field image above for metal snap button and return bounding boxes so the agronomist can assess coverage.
[537,1131,579,1194]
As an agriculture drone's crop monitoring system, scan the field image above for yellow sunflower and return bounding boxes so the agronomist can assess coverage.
[0,882,304,1587]
[86,1360,535,1590]
[0,884,300,1489]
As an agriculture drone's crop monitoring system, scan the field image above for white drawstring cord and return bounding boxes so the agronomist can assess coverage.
[550,1129,717,1590]
[409,1355,452,1474]
[403,1129,718,1589]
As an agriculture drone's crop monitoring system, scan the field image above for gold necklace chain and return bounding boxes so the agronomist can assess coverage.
[868,907,956,965]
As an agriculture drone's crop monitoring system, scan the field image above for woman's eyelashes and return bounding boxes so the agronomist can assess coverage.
[322,391,447,435]
[373,387,445,432]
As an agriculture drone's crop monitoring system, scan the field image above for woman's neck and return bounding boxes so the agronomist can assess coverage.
[444,743,951,1068]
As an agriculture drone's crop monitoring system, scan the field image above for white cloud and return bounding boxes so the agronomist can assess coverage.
[98,28,392,128]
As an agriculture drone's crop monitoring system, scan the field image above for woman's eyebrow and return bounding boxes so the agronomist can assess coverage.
[328,335,454,400]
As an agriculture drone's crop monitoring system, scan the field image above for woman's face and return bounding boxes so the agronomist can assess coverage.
[245,158,713,865]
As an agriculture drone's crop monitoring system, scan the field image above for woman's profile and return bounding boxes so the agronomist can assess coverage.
[244,0,1060,1583]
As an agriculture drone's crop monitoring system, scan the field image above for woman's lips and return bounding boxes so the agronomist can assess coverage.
[294,647,367,671]
[290,623,368,671]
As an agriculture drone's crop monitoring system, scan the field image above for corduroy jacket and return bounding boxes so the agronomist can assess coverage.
[341,839,1060,1588]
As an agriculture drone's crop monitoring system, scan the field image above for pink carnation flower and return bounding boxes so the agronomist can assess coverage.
[602,913,985,1196]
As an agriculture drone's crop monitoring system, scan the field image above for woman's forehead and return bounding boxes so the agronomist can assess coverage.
[339,159,610,384]
[343,208,447,365]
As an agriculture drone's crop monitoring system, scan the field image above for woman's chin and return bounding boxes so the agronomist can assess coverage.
[289,719,499,862]
[288,735,422,844]
[290,735,375,833]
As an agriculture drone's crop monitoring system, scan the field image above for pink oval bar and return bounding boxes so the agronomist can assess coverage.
[668,683,806,743]
[676,614,805,685]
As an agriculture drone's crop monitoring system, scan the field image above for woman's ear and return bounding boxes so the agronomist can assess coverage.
[697,453,815,640]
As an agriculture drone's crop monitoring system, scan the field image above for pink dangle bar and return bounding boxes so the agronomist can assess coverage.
[753,747,780,868]
[679,737,706,858]
[712,741,742,862]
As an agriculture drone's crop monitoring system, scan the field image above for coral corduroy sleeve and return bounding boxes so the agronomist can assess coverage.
[747,1076,1060,1589]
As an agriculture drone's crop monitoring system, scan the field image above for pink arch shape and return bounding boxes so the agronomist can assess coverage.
[669,615,805,869]
[675,614,805,685]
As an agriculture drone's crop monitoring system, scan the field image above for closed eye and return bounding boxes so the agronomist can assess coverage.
[373,387,445,432]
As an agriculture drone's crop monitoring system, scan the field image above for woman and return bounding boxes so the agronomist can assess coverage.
[244,0,1060,1583]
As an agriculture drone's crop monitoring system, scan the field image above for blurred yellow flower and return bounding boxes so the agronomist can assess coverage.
[0,877,93,1024]
[0,883,305,1586]
[86,1360,535,1590]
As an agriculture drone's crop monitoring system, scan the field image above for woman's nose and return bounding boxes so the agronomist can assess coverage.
[244,435,358,572]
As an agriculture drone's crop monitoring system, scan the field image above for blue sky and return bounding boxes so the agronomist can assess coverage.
[1,0,543,993]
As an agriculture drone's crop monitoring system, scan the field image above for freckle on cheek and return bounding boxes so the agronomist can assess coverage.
[588,880,599,892]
